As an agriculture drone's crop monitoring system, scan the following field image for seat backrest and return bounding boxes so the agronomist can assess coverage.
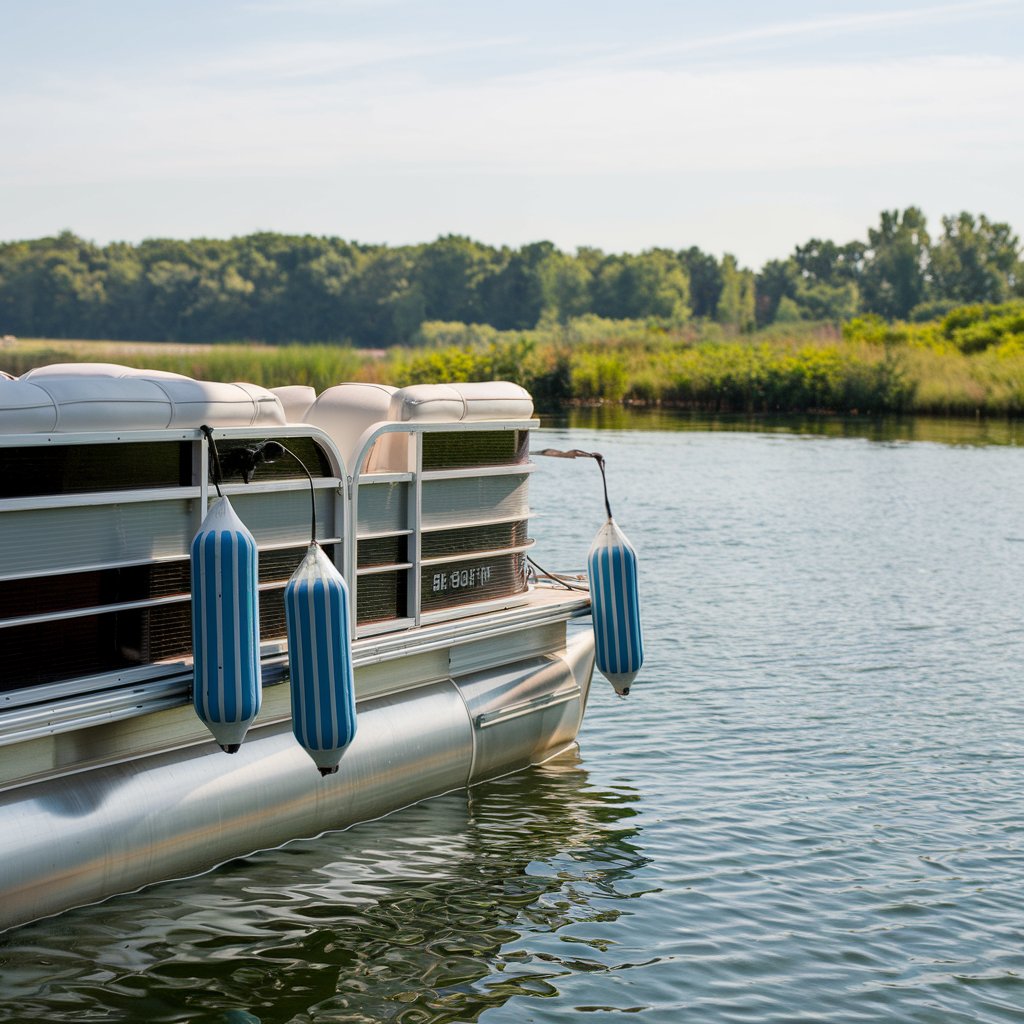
[0,372,286,433]
[388,381,533,423]
[302,383,397,470]
[370,381,535,471]
[271,385,317,423]
[21,362,191,380]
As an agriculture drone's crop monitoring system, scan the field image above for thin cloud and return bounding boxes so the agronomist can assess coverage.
[240,0,409,11]
[590,0,1018,65]
[4,54,1021,184]
[189,34,520,81]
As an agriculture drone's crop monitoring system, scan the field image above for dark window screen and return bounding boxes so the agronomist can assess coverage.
[422,520,528,560]
[0,442,192,498]
[421,430,529,470]
[357,571,407,624]
[0,544,333,693]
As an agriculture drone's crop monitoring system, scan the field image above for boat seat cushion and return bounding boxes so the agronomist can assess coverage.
[303,382,397,471]
[363,382,534,471]
[271,385,317,423]
[305,381,535,473]
[156,379,286,427]
[0,374,285,433]
[0,380,61,432]
[389,381,533,422]
[21,362,192,380]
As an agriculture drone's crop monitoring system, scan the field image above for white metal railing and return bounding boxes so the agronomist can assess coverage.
[0,425,347,703]
[345,418,537,634]
[0,418,540,716]
[0,417,601,755]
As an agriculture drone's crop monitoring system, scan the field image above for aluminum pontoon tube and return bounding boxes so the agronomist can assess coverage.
[1,631,595,933]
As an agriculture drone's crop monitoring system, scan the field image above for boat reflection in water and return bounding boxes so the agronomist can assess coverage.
[0,752,646,1024]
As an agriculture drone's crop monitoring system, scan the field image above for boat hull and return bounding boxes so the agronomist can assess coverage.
[2,629,595,932]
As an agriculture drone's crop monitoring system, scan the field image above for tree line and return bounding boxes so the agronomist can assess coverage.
[0,208,1020,345]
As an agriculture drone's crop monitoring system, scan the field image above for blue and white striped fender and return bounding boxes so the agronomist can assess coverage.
[285,543,357,776]
[190,496,262,751]
[588,518,644,695]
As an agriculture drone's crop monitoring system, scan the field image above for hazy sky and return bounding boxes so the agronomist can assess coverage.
[2,0,1023,267]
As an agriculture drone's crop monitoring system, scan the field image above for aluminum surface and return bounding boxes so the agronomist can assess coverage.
[0,417,598,933]
[1,630,596,932]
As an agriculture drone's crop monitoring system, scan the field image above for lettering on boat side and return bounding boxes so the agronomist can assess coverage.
[431,565,494,593]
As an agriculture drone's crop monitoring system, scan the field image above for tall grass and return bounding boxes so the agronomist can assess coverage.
[1,341,365,390]
[5,301,1024,416]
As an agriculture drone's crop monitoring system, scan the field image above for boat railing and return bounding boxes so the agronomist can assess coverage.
[0,413,543,738]
[345,416,538,636]
[0,424,348,724]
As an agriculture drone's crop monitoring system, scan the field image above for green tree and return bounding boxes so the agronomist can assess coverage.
[756,258,799,326]
[479,242,553,329]
[281,242,361,342]
[99,242,146,339]
[773,295,803,323]
[592,249,690,322]
[350,247,421,345]
[862,208,930,319]
[794,280,860,323]
[143,260,201,340]
[793,238,864,286]
[536,250,592,324]
[716,254,756,331]
[413,235,495,324]
[680,247,722,319]
[930,212,1020,304]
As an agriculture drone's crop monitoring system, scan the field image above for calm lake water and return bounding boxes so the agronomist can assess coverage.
[4,414,1024,1023]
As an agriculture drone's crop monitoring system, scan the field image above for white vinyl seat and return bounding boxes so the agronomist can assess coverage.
[21,362,192,380]
[0,369,286,433]
[369,382,535,471]
[387,381,533,423]
[271,385,318,423]
[0,370,533,456]
[302,383,398,472]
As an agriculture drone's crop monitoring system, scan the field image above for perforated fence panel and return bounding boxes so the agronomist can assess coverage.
[421,430,529,470]
[0,544,335,692]
[356,571,406,624]
[421,552,528,612]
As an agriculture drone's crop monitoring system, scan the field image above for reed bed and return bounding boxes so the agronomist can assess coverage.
[4,303,1024,417]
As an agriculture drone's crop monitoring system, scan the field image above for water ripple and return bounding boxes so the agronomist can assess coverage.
[5,427,1024,1022]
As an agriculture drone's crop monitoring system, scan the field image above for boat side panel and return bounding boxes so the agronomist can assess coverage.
[449,621,565,678]
[0,499,196,580]
[0,629,595,933]
[0,604,586,793]
[2,681,473,932]
[455,629,596,784]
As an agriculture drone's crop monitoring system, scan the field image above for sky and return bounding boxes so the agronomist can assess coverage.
[2,0,1023,268]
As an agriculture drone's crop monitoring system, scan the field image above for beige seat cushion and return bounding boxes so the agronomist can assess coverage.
[0,372,285,433]
[22,362,191,380]
[303,383,398,471]
[388,381,533,422]
[271,385,318,423]
[371,382,534,471]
